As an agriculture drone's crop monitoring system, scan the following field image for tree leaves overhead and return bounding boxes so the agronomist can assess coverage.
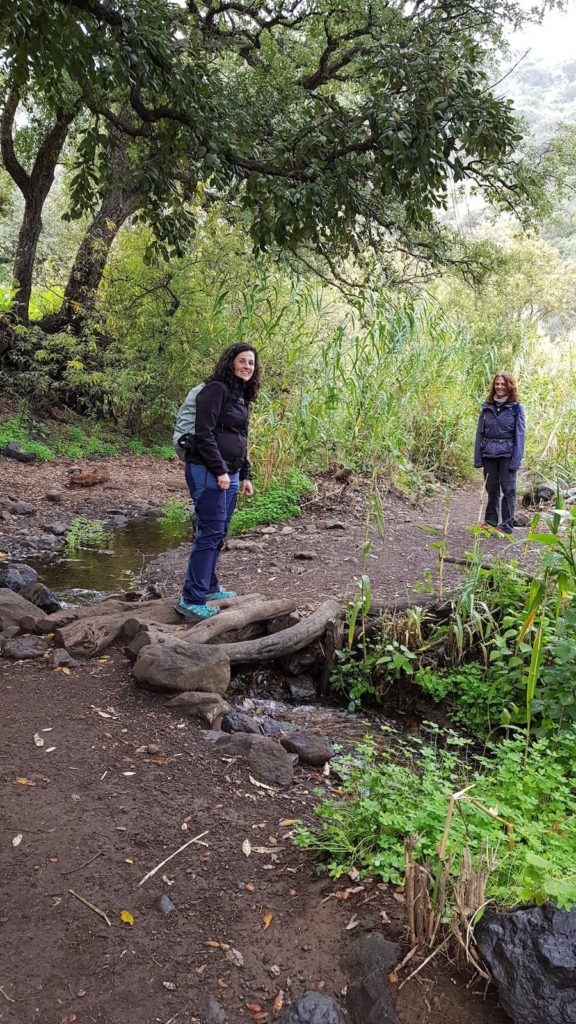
[1,0,545,260]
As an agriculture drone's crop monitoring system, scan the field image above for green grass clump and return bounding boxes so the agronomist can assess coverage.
[66,516,110,550]
[0,411,176,462]
[229,469,314,534]
[159,498,192,526]
[0,415,53,460]
[296,730,576,910]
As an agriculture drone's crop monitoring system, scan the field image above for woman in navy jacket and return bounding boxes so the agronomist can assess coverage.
[176,343,259,621]
[474,372,526,534]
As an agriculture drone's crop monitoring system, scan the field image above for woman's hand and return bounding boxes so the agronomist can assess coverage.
[241,479,253,497]
[217,473,231,490]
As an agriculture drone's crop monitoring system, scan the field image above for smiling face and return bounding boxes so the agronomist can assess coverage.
[233,349,256,381]
[494,375,509,399]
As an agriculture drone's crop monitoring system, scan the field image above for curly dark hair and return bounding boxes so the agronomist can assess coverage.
[486,371,521,404]
[207,343,260,402]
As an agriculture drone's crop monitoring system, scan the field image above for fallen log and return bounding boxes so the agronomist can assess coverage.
[214,598,342,664]
[122,593,264,640]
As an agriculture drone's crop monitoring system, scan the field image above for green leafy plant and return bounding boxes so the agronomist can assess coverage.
[66,516,109,550]
[229,469,314,534]
[159,498,192,526]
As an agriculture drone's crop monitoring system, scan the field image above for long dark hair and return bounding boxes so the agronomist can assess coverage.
[486,371,520,404]
[207,343,260,402]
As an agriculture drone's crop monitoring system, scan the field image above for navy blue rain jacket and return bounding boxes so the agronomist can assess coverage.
[474,401,526,471]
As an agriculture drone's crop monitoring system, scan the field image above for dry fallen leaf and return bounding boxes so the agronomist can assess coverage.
[162,981,176,991]
[263,909,273,930]
[279,819,297,826]
[33,733,44,747]
[387,971,399,984]
[392,892,405,904]
[195,965,206,976]
[124,858,134,865]
[220,942,244,967]
[119,909,134,926]
[242,839,252,857]
[16,777,35,786]
[272,991,284,1016]
[246,1004,262,1012]
[345,914,359,930]
[249,775,278,792]
[45,747,56,753]
[12,834,23,848]
[54,666,72,675]
[76,989,87,997]
[245,882,255,893]
[268,964,280,978]
[205,940,221,948]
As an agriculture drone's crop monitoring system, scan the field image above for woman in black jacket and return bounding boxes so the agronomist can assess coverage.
[176,343,260,621]
[474,371,526,534]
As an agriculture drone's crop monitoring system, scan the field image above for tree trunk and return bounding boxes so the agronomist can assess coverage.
[0,84,75,327]
[39,189,140,334]
[39,129,140,334]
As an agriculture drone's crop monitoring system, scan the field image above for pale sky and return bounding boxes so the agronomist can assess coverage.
[511,2,576,65]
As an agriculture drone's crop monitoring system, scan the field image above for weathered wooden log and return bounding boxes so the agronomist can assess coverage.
[214,598,342,664]
[122,593,261,640]
[318,617,344,697]
[125,597,295,659]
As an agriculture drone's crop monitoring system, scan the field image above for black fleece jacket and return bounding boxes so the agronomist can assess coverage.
[189,380,251,479]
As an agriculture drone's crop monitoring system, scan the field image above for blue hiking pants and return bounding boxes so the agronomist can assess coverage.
[482,458,517,533]
[182,464,239,603]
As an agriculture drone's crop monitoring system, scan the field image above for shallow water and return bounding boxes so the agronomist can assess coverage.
[29,518,192,603]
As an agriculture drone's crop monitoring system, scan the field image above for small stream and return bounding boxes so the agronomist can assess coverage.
[27,517,399,747]
[28,518,192,604]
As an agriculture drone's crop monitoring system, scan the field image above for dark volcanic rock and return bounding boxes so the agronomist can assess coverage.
[280,730,333,766]
[0,563,38,591]
[1,443,37,463]
[475,903,576,1024]
[2,635,50,660]
[19,582,61,614]
[346,932,399,1024]
[221,710,263,735]
[280,991,345,1024]
[214,732,296,787]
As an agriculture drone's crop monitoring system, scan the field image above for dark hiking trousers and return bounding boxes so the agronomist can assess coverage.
[482,458,517,533]
[182,464,239,603]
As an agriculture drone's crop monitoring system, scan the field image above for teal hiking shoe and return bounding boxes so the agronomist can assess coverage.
[206,590,236,600]
[175,598,220,621]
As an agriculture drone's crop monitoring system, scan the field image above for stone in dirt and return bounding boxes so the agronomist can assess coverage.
[280,730,333,766]
[164,691,229,728]
[153,894,176,915]
[475,903,576,1024]
[67,466,110,487]
[47,648,78,669]
[45,491,63,502]
[221,710,263,735]
[11,500,35,515]
[280,991,345,1024]
[346,932,400,1024]
[200,993,227,1024]
[225,539,263,552]
[1,635,50,660]
[286,674,317,702]
[44,521,69,536]
[214,732,296,787]
[132,644,231,694]
[294,550,316,560]
[0,443,37,463]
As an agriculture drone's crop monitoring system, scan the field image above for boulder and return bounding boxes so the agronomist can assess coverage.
[132,644,230,694]
[280,730,333,766]
[47,648,79,669]
[0,563,38,591]
[164,691,229,728]
[11,500,35,515]
[221,710,264,735]
[214,732,296,787]
[286,675,317,702]
[19,582,61,614]
[1,635,50,660]
[346,932,399,1024]
[522,482,556,507]
[475,903,576,1024]
[0,589,47,632]
[280,992,345,1024]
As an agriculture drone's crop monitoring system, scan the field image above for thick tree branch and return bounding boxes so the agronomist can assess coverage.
[0,86,30,198]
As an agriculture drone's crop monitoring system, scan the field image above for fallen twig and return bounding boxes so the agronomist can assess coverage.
[68,889,112,927]
[61,850,104,876]
[137,830,209,887]
[0,986,15,1004]
[399,936,450,990]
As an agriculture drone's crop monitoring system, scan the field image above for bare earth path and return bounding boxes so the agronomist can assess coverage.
[0,456,520,1024]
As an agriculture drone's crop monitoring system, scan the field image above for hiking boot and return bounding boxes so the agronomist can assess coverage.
[206,590,236,600]
[175,598,220,621]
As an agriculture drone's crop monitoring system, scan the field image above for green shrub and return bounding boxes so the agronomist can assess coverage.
[66,516,109,550]
[229,469,314,534]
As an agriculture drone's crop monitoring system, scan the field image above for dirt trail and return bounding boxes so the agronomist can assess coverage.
[0,458,520,1024]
